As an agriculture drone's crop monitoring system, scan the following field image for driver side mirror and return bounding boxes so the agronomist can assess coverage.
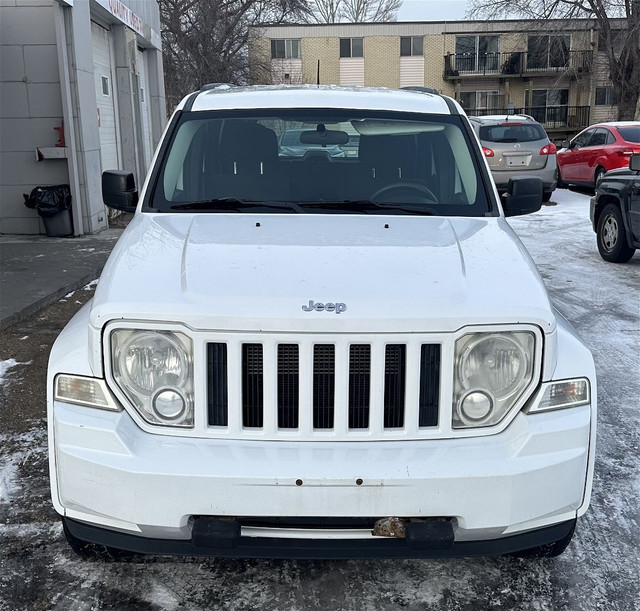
[502,176,543,217]
[561,140,572,149]
[102,171,138,213]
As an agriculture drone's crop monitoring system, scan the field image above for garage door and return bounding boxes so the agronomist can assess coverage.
[91,21,119,171]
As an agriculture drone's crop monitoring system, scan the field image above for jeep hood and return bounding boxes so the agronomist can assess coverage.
[91,213,555,333]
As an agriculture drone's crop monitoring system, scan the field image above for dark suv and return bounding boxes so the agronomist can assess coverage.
[590,154,640,262]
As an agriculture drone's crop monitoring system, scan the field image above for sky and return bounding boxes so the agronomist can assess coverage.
[396,0,470,21]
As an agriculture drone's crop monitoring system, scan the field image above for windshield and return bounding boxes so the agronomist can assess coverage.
[149,109,491,216]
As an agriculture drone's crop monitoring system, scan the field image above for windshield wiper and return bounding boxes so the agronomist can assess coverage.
[298,200,435,215]
[170,198,304,212]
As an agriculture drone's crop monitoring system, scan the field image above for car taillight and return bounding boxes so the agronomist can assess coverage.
[620,147,640,156]
[540,143,557,155]
[482,146,495,157]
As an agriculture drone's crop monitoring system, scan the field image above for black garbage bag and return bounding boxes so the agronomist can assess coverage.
[23,185,71,218]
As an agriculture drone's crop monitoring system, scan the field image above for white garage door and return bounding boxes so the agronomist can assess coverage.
[91,21,119,171]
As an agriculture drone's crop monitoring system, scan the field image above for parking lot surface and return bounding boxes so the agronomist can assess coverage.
[0,188,638,611]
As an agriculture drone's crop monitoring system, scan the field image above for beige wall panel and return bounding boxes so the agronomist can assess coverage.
[399,57,425,88]
[271,59,303,85]
[340,58,365,86]
[364,36,399,88]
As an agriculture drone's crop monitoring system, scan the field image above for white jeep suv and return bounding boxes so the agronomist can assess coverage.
[48,85,596,559]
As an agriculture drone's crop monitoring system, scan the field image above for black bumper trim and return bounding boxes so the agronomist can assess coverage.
[63,517,576,560]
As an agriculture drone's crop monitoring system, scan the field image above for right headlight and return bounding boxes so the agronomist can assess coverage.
[453,331,536,428]
[111,329,194,427]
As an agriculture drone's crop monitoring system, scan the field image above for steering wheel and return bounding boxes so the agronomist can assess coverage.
[371,182,438,205]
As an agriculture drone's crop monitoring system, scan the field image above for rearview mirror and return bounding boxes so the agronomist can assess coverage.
[502,176,543,217]
[102,171,138,213]
[300,128,349,145]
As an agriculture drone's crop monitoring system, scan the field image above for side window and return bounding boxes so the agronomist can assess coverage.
[573,129,593,148]
[605,129,616,145]
[587,128,608,147]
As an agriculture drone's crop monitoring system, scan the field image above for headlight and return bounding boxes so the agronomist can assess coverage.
[453,332,536,428]
[111,329,194,427]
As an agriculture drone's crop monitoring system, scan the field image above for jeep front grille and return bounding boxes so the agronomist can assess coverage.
[207,338,440,438]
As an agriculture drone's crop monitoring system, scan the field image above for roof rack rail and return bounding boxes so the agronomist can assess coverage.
[199,83,237,92]
[401,86,440,95]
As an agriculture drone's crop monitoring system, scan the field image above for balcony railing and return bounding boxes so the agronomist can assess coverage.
[464,106,590,130]
[444,50,592,78]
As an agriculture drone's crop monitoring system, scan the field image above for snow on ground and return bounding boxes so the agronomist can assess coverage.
[0,358,30,387]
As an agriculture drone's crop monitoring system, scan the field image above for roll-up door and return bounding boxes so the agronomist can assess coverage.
[91,21,119,171]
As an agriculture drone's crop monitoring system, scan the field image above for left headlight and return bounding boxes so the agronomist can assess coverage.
[111,329,194,427]
[453,331,536,428]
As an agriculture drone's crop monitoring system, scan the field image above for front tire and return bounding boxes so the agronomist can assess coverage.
[596,203,635,263]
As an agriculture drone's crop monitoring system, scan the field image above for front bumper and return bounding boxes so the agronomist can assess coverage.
[51,400,592,554]
[63,515,577,559]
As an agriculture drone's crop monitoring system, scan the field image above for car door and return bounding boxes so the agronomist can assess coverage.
[561,128,594,181]
[581,128,608,182]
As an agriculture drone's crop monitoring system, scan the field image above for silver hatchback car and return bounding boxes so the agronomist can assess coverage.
[469,115,557,202]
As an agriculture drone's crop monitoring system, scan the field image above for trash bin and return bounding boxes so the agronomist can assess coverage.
[23,185,73,237]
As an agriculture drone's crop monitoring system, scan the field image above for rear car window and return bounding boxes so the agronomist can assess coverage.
[479,123,547,143]
[150,109,491,216]
[617,127,640,144]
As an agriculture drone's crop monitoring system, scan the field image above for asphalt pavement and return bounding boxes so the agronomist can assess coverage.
[0,215,130,329]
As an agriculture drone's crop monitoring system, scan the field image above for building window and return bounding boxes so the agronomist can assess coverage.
[459,91,501,113]
[101,76,110,96]
[595,86,618,106]
[454,35,499,72]
[527,35,570,70]
[526,89,569,125]
[340,38,363,58]
[271,39,300,60]
[400,36,423,57]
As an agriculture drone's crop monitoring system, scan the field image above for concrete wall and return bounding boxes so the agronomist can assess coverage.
[0,0,68,234]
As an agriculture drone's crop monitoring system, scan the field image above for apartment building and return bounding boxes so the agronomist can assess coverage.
[249,19,633,141]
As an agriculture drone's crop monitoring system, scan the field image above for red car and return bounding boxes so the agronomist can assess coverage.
[557,121,640,188]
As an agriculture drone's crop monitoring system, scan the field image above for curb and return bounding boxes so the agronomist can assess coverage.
[0,267,104,331]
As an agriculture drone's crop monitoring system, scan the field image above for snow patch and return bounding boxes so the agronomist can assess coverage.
[0,358,31,386]
[83,279,99,291]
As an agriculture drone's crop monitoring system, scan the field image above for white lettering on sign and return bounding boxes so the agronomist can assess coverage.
[106,0,144,35]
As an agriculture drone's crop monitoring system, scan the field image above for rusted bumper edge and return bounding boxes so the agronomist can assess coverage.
[63,517,576,560]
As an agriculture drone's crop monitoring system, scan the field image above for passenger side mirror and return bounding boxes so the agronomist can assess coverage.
[630,154,640,172]
[102,171,138,213]
[502,176,543,217]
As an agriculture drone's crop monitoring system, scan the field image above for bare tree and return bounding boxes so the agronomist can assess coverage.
[159,0,310,111]
[468,0,640,120]
[308,0,401,22]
